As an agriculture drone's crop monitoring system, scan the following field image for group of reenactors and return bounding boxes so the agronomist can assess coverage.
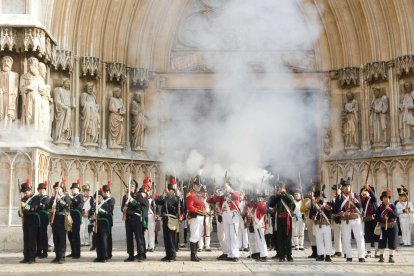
[18,173,413,264]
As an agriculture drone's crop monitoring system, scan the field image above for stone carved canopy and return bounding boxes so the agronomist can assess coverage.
[130,67,150,88]
[80,56,100,78]
[52,49,73,72]
[107,62,127,83]
[395,55,414,78]
[363,61,388,83]
[337,67,360,88]
[0,27,56,63]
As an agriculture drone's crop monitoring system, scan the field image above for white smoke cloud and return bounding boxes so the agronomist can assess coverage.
[148,0,324,190]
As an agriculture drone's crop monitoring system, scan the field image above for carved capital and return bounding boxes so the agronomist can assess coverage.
[395,55,414,77]
[52,50,73,72]
[338,67,360,88]
[363,61,388,83]
[107,62,127,82]
[0,27,17,51]
[130,67,150,88]
[80,56,100,78]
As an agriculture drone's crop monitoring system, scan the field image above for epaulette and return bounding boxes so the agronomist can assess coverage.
[186,192,192,198]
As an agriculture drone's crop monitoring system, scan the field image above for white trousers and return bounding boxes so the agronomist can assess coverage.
[223,210,240,258]
[292,219,305,248]
[238,217,249,249]
[248,232,258,253]
[216,217,227,254]
[400,217,412,245]
[189,215,204,243]
[81,216,90,245]
[255,227,268,257]
[145,213,156,250]
[332,221,342,253]
[198,216,212,249]
[315,224,333,256]
[341,218,365,258]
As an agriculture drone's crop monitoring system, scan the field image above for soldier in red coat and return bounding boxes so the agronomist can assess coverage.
[186,176,206,262]
[242,195,258,259]
[254,195,268,261]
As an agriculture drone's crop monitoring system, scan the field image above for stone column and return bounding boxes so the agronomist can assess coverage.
[100,64,107,150]
[361,72,370,151]
[73,58,81,147]
[388,62,401,148]
[124,69,131,152]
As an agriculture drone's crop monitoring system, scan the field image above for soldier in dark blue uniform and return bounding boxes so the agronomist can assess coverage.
[19,180,40,264]
[376,190,398,263]
[94,184,115,263]
[36,182,50,259]
[156,183,180,262]
[122,180,149,262]
[67,181,84,259]
[49,181,71,264]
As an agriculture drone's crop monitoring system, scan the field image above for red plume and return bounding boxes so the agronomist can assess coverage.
[108,180,112,187]
[44,180,48,187]
[171,178,176,186]
[99,187,103,193]
[26,178,30,187]
[77,179,80,186]
[62,178,66,184]
[387,188,392,197]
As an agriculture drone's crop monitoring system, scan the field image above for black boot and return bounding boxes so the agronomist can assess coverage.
[379,254,384,263]
[190,242,199,262]
[316,255,324,261]
[389,255,394,263]
[325,255,332,262]
[124,255,135,262]
[195,242,202,261]
[308,246,317,258]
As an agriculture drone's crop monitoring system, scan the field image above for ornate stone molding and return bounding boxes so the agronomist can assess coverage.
[395,55,414,77]
[106,62,127,82]
[52,50,73,72]
[0,27,17,51]
[80,56,100,78]
[363,61,388,83]
[0,27,56,62]
[337,67,360,88]
[130,67,150,88]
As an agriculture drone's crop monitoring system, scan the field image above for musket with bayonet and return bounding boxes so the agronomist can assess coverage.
[17,178,24,221]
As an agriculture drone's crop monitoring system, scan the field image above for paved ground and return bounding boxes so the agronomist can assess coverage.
[0,244,413,275]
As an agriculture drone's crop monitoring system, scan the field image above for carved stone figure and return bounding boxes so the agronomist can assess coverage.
[38,62,52,134]
[370,87,388,145]
[399,81,414,142]
[342,91,359,148]
[53,78,73,142]
[131,92,144,150]
[20,57,44,129]
[80,82,100,146]
[0,56,19,126]
[108,87,125,148]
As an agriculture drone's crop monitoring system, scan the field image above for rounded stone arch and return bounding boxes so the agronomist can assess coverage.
[38,154,50,186]
[358,160,374,189]
[329,162,344,183]
[135,164,149,188]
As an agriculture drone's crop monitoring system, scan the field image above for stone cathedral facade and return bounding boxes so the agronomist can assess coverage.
[1,0,414,247]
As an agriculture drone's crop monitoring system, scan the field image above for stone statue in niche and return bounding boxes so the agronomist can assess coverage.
[108,87,125,149]
[131,92,145,150]
[20,57,45,129]
[80,82,100,146]
[0,56,19,127]
[369,87,388,146]
[53,78,74,143]
[38,62,52,134]
[399,81,414,142]
[342,91,359,148]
